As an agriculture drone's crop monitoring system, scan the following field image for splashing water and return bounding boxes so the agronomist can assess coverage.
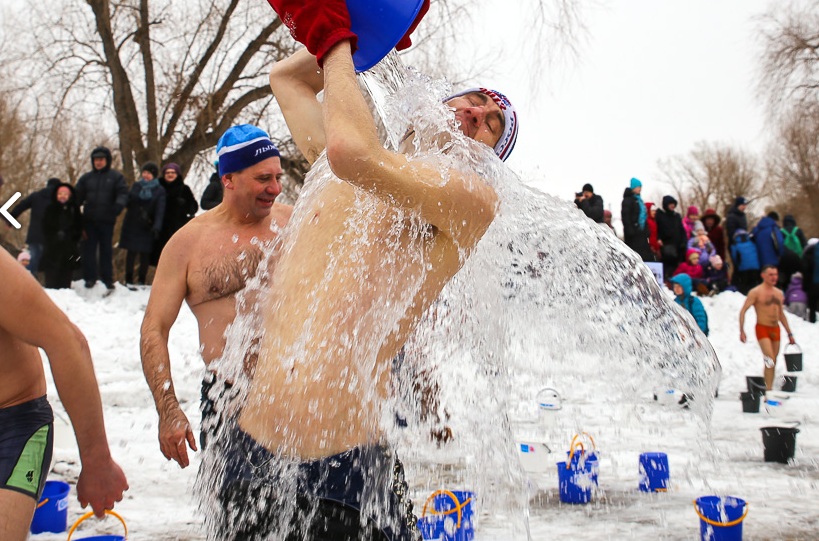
[196,51,720,540]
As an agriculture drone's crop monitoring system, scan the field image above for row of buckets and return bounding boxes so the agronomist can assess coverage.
[31,480,126,540]
[555,433,749,541]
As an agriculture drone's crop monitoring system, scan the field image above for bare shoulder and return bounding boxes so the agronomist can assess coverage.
[161,214,213,264]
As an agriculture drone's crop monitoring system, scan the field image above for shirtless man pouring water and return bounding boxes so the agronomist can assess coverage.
[739,265,796,391]
[234,0,518,537]
[0,249,128,541]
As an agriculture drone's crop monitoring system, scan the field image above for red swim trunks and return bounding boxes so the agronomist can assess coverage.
[755,324,781,342]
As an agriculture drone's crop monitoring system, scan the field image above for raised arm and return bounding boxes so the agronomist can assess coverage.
[269,48,327,165]
[321,41,498,249]
[140,232,197,467]
[0,251,127,517]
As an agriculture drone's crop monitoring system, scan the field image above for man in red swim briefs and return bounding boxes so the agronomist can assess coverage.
[739,265,797,390]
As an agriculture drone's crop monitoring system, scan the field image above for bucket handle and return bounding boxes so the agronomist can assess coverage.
[693,501,749,528]
[565,441,585,469]
[784,342,801,353]
[420,489,472,529]
[67,510,128,541]
[536,387,562,410]
[570,432,597,452]
[36,497,49,509]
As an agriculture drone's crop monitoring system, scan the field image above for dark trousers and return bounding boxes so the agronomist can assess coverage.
[733,270,760,296]
[45,269,73,289]
[125,250,150,284]
[809,286,818,324]
[82,221,114,287]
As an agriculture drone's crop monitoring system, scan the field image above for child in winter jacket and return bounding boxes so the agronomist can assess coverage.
[703,255,729,295]
[784,273,809,321]
[671,273,709,336]
[688,224,716,262]
[673,249,704,279]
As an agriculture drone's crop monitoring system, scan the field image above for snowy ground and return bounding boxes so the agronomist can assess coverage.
[29,283,818,540]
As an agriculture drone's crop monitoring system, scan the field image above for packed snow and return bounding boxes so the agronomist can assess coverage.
[29,281,817,540]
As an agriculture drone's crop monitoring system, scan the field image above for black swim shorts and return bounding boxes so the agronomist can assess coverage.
[0,396,54,500]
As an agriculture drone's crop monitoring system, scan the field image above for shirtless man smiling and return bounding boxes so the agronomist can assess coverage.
[739,265,796,390]
[140,125,292,469]
[232,1,518,531]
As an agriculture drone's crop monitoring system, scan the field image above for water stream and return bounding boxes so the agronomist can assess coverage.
[196,52,721,540]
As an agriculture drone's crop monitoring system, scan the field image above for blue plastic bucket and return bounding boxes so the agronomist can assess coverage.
[417,490,474,541]
[638,452,669,492]
[348,0,426,72]
[31,480,70,534]
[567,450,599,487]
[556,461,593,504]
[694,496,747,541]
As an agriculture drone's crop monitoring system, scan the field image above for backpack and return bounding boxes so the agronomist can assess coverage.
[687,296,709,336]
[782,227,803,257]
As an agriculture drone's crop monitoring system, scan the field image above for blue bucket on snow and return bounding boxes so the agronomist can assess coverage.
[556,461,594,504]
[566,449,599,487]
[66,510,127,541]
[417,490,474,541]
[31,480,71,534]
[348,0,426,72]
[638,452,669,492]
[694,496,747,541]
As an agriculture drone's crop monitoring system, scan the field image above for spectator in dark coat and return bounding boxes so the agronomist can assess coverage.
[621,177,654,261]
[701,208,725,261]
[574,183,604,223]
[41,183,83,289]
[778,214,809,290]
[152,163,198,265]
[654,195,687,282]
[9,177,61,277]
[730,229,761,295]
[724,196,748,248]
[75,146,128,290]
[120,162,166,286]
[803,238,819,323]
[751,211,784,268]
[200,161,223,211]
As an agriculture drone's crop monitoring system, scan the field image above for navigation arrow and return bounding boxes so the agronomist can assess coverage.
[1,192,22,229]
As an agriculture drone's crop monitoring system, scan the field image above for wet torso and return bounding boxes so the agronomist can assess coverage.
[0,328,46,408]
[249,177,467,459]
[753,285,784,328]
[181,206,290,367]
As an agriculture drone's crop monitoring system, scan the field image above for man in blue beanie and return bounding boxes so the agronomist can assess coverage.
[234,34,512,539]
[140,125,293,531]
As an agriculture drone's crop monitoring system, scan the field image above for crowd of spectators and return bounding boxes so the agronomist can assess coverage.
[4,147,199,290]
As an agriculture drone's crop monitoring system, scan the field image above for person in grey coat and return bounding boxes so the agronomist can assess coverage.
[119,162,166,286]
[74,146,128,290]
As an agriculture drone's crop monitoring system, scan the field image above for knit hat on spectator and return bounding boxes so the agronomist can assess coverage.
[217,125,280,177]
[686,248,700,262]
[734,196,747,206]
[709,255,723,268]
[694,221,706,234]
[582,183,594,193]
[687,205,699,217]
[630,177,642,189]
[161,163,182,178]
[702,208,721,224]
[141,162,159,179]
[17,250,31,263]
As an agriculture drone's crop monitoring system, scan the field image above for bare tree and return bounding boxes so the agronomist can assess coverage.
[766,107,819,236]
[8,0,296,181]
[756,0,819,118]
[658,141,766,216]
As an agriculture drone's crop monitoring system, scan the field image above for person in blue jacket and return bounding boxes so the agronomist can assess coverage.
[731,229,761,295]
[751,211,784,269]
[670,273,709,336]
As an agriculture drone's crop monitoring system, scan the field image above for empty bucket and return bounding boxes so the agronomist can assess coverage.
[740,391,760,413]
[760,426,800,464]
[781,375,797,393]
[417,489,474,541]
[694,496,748,541]
[745,376,766,395]
[347,0,426,72]
[784,344,802,372]
[31,480,70,534]
[556,461,593,504]
[638,452,669,492]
